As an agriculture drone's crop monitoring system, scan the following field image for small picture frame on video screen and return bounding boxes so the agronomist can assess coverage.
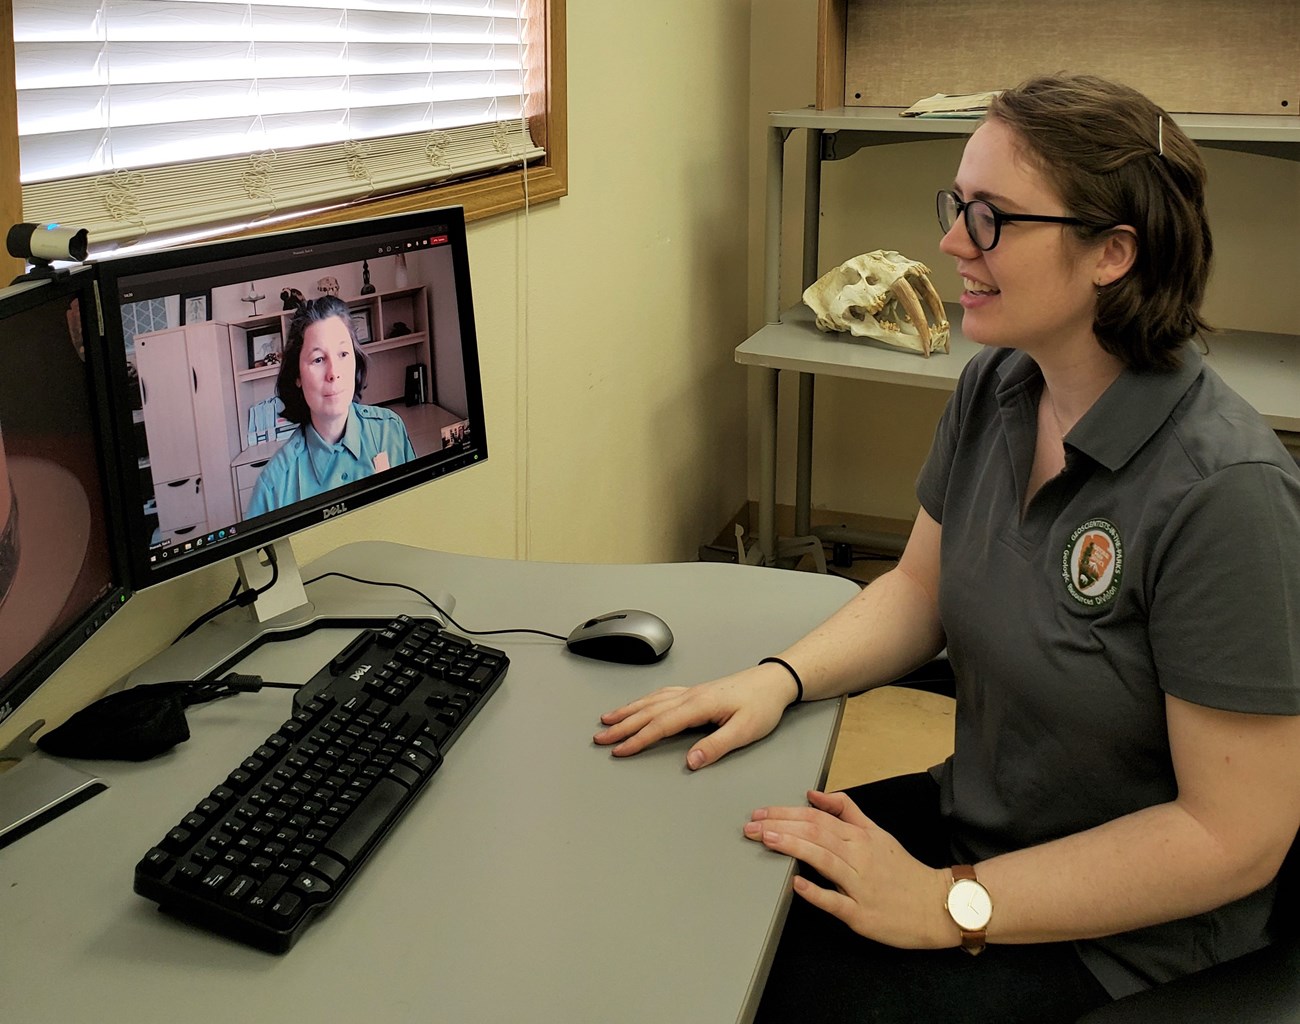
[246,326,283,369]
[180,290,211,326]
[350,307,373,344]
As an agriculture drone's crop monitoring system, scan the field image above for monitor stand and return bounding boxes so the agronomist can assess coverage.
[235,538,312,624]
[0,754,106,850]
[126,537,457,691]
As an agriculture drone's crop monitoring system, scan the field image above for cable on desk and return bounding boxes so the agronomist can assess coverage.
[302,570,569,642]
[183,673,302,705]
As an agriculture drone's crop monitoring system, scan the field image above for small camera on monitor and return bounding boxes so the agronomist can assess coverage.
[7,222,90,279]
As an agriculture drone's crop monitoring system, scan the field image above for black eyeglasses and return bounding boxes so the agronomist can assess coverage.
[936,190,1084,251]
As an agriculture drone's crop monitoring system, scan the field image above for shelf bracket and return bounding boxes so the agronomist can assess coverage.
[821,128,968,161]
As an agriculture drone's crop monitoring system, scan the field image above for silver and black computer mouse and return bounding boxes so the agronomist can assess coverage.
[565,609,674,664]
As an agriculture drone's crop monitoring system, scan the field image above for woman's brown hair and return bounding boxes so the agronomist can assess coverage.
[988,74,1213,371]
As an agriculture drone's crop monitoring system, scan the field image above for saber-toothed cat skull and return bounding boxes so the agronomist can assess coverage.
[802,250,950,357]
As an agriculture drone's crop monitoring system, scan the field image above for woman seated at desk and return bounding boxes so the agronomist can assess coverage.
[596,74,1300,1022]
[246,296,414,517]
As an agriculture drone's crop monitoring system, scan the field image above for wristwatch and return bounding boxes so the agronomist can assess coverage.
[945,864,992,955]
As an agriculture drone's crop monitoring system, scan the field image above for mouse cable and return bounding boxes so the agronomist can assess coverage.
[302,570,568,642]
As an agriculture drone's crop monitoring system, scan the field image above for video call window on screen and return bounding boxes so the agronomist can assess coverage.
[95,210,488,589]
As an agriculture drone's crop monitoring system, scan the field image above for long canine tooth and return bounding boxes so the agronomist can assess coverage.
[890,276,931,357]
[912,272,950,353]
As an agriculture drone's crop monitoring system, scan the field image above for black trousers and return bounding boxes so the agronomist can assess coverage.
[755,773,1113,1024]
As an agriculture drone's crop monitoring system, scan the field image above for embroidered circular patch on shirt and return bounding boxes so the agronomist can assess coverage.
[1062,518,1123,607]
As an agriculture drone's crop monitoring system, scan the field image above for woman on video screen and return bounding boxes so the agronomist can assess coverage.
[245,296,414,518]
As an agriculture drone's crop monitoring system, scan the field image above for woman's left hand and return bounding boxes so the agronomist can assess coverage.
[744,789,954,949]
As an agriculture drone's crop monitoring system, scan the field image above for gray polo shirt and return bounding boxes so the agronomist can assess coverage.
[917,344,1300,998]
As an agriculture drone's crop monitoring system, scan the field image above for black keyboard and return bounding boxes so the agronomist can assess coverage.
[133,615,508,952]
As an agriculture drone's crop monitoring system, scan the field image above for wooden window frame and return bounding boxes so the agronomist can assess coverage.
[1,0,566,273]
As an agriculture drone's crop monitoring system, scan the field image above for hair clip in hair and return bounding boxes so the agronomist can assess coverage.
[1157,115,1165,158]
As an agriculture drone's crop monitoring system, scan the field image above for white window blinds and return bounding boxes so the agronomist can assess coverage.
[14,0,543,248]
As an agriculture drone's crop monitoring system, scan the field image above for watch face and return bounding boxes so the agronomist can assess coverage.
[947,878,992,930]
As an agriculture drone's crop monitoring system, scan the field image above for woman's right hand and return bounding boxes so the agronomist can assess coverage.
[593,663,798,770]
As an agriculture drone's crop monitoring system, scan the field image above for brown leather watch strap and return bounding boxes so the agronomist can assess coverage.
[949,864,989,955]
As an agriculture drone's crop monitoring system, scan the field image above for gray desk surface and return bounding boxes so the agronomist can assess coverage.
[0,542,858,1024]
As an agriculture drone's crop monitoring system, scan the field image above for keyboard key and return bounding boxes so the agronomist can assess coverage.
[308,853,347,884]
[138,847,173,877]
[224,874,258,902]
[466,665,494,691]
[176,859,206,884]
[269,891,301,920]
[162,827,192,852]
[399,748,438,776]
[291,872,331,899]
[247,856,273,877]
[388,763,422,788]
[248,873,288,911]
[199,864,232,891]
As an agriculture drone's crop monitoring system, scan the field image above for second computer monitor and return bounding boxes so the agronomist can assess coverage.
[0,269,129,724]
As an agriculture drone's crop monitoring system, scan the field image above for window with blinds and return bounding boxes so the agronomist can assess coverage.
[13,0,545,248]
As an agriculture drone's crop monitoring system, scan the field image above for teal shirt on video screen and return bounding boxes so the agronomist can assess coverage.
[245,403,414,518]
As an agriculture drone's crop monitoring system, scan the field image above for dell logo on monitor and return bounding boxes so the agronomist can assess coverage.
[322,502,349,519]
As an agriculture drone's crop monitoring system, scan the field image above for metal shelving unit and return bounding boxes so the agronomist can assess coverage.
[737,107,1300,566]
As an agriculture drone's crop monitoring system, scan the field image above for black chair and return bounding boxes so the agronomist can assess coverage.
[888,660,1300,1023]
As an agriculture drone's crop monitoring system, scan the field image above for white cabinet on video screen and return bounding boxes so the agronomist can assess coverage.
[135,328,199,484]
[134,322,242,543]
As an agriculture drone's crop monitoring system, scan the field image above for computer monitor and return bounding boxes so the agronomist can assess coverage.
[93,207,488,651]
[0,269,130,731]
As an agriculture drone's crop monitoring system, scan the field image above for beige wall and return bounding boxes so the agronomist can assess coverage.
[748,0,1300,523]
[8,2,1298,748]
[2,2,756,746]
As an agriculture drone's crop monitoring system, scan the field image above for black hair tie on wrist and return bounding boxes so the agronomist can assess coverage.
[759,656,804,706]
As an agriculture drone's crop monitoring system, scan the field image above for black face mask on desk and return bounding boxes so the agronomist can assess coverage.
[37,676,266,761]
